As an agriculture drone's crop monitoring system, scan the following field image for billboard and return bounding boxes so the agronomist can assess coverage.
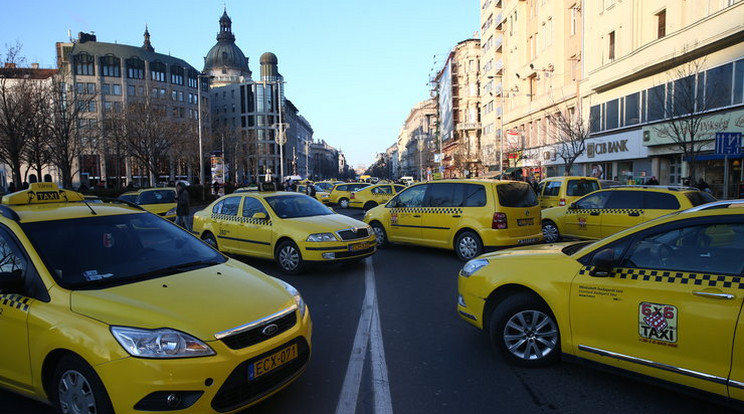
[437,60,453,143]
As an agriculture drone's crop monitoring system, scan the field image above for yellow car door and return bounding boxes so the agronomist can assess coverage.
[0,229,35,388]
[563,191,611,239]
[599,190,645,238]
[213,196,243,253]
[571,220,744,397]
[386,184,428,243]
[237,196,274,258]
[370,185,394,206]
[419,182,464,248]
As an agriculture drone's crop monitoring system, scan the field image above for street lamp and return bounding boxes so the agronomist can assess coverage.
[197,73,214,199]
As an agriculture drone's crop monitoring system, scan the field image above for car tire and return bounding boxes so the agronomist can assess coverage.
[52,354,114,414]
[276,240,304,274]
[363,201,377,212]
[339,198,350,209]
[542,220,560,243]
[454,231,482,261]
[202,231,218,250]
[370,222,389,248]
[489,293,560,367]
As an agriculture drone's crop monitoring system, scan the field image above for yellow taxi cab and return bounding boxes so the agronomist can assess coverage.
[364,179,543,261]
[117,190,140,203]
[296,184,331,204]
[457,200,744,404]
[0,183,312,413]
[328,182,370,208]
[537,176,600,209]
[314,181,343,192]
[193,183,376,274]
[135,187,178,220]
[541,185,716,243]
[349,183,406,211]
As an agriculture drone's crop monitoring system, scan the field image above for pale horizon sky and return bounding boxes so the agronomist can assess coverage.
[1,0,478,169]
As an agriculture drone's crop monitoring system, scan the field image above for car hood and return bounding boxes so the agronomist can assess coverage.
[477,241,584,260]
[140,203,176,215]
[70,260,295,341]
[288,214,367,232]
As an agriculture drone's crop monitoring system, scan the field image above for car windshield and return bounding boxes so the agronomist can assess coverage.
[22,213,225,290]
[118,194,138,203]
[265,194,334,218]
[136,189,175,204]
[685,191,716,206]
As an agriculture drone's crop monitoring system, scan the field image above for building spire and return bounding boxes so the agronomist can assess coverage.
[143,25,154,52]
[217,8,235,42]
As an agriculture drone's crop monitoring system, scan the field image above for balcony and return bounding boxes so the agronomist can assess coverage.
[495,13,503,29]
[494,35,503,52]
[494,59,503,74]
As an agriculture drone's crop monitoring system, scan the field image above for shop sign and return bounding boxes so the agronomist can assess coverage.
[644,107,744,147]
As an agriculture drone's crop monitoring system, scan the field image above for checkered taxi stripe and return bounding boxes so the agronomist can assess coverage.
[1,294,30,312]
[391,207,464,214]
[211,214,272,226]
[568,209,642,215]
[579,266,743,289]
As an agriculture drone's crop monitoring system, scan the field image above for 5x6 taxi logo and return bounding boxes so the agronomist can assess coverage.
[639,302,677,344]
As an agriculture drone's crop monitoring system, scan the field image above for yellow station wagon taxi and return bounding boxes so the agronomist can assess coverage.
[364,179,543,261]
[349,183,406,211]
[537,176,600,209]
[328,183,370,208]
[193,187,376,274]
[541,186,716,243]
[457,200,744,404]
[0,183,312,413]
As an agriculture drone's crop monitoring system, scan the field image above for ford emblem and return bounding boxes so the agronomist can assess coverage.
[262,323,279,336]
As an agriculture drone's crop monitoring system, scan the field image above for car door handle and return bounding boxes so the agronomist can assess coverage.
[413,215,421,218]
[693,291,735,300]
[628,212,641,217]
[452,215,461,218]
[590,211,600,216]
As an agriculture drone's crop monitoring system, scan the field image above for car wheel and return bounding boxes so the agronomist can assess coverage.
[202,232,218,250]
[489,293,560,367]
[370,222,388,248]
[455,231,482,261]
[542,220,560,243]
[52,354,114,414]
[363,201,377,212]
[276,240,304,274]
[339,198,350,209]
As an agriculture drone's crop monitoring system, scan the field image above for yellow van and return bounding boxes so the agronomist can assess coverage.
[537,176,600,209]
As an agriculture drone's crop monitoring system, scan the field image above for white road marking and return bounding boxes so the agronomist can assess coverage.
[335,258,393,414]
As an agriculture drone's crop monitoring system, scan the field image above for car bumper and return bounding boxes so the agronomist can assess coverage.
[457,276,486,330]
[481,230,543,248]
[96,310,312,414]
[301,238,377,262]
[348,201,364,208]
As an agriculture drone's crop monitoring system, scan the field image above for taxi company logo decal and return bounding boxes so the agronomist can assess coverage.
[639,302,677,346]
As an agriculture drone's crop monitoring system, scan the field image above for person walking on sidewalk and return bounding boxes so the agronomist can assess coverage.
[175,182,192,231]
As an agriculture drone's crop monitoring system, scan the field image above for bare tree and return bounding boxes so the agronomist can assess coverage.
[546,106,590,175]
[652,57,718,183]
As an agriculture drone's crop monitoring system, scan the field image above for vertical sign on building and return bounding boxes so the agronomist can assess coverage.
[715,132,742,200]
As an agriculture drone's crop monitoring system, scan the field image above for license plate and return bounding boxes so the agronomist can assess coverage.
[517,218,534,226]
[249,343,298,381]
[517,237,540,245]
[349,241,369,252]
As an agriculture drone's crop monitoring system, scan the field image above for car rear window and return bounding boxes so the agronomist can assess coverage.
[496,183,537,207]
[643,192,680,210]
[566,180,599,196]
[685,191,717,206]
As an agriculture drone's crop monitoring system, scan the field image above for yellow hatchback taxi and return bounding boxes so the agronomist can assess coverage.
[457,200,744,404]
[328,183,370,208]
[537,176,600,209]
[364,179,542,261]
[0,183,312,413]
[541,185,716,243]
[193,185,376,274]
[135,187,178,220]
[349,183,406,211]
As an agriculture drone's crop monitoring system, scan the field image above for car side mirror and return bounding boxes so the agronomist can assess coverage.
[569,202,577,209]
[0,269,24,293]
[252,212,268,220]
[589,248,614,277]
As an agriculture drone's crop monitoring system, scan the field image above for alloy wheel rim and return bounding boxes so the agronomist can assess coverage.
[503,310,558,361]
[58,370,96,414]
[373,226,385,244]
[340,199,348,208]
[279,246,299,270]
[459,236,477,259]
[542,225,558,242]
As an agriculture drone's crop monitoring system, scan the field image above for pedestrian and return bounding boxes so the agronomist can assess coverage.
[212,180,220,196]
[21,181,29,190]
[7,181,15,194]
[646,176,659,185]
[174,182,192,231]
[696,178,711,193]
[306,184,316,197]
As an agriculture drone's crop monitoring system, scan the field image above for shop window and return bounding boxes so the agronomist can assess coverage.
[734,59,744,105]
[647,85,665,122]
[705,63,733,110]
[605,99,619,129]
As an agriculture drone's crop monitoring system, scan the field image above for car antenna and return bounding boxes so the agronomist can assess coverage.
[81,197,98,215]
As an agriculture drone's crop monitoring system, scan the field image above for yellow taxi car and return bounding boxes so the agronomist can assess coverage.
[328,182,370,208]
[349,183,406,211]
[193,185,376,274]
[314,181,343,192]
[537,176,600,209]
[364,179,543,261]
[0,183,312,413]
[122,187,178,220]
[296,184,331,204]
[541,185,716,243]
[117,190,140,203]
[457,200,744,403]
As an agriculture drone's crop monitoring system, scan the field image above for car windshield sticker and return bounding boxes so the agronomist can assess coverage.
[639,302,677,346]
[83,270,114,281]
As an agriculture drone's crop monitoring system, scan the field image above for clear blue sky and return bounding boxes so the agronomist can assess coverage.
[1,0,478,169]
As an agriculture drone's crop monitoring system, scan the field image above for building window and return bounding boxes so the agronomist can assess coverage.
[87,83,96,94]
[150,61,166,82]
[605,99,619,129]
[112,84,121,96]
[172,90,177,101]
[608,31,615,61]
[170,65,184,85]
[102,84,110,95]
[104,101,113,113]
[624,92,640,125]
[127,85,135,96]
[656,10,666,39]
[100,55,121,77]
[73,53,94,76]
[188,70,199,88]
[570,5,578,36]
[126,58,145,79]
[88,101,96,113]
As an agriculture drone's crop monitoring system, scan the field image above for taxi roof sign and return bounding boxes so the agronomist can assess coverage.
[2,183,85,205]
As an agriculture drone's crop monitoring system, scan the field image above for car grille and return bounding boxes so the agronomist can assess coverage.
[220,311,297,350]
[337,227,369,241]
[211,337,310,412]
[335,246,375,258]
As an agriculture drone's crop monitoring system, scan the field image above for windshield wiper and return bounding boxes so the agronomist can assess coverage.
[136,260,223,279]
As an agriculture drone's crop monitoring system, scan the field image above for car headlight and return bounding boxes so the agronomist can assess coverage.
[276,279,307,318]
[166,207,177,216]
[110,327,215,358]
[461,258,489,277]
[306,232,337,242]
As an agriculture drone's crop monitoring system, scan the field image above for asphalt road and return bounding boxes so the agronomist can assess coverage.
[1,207,740,413]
